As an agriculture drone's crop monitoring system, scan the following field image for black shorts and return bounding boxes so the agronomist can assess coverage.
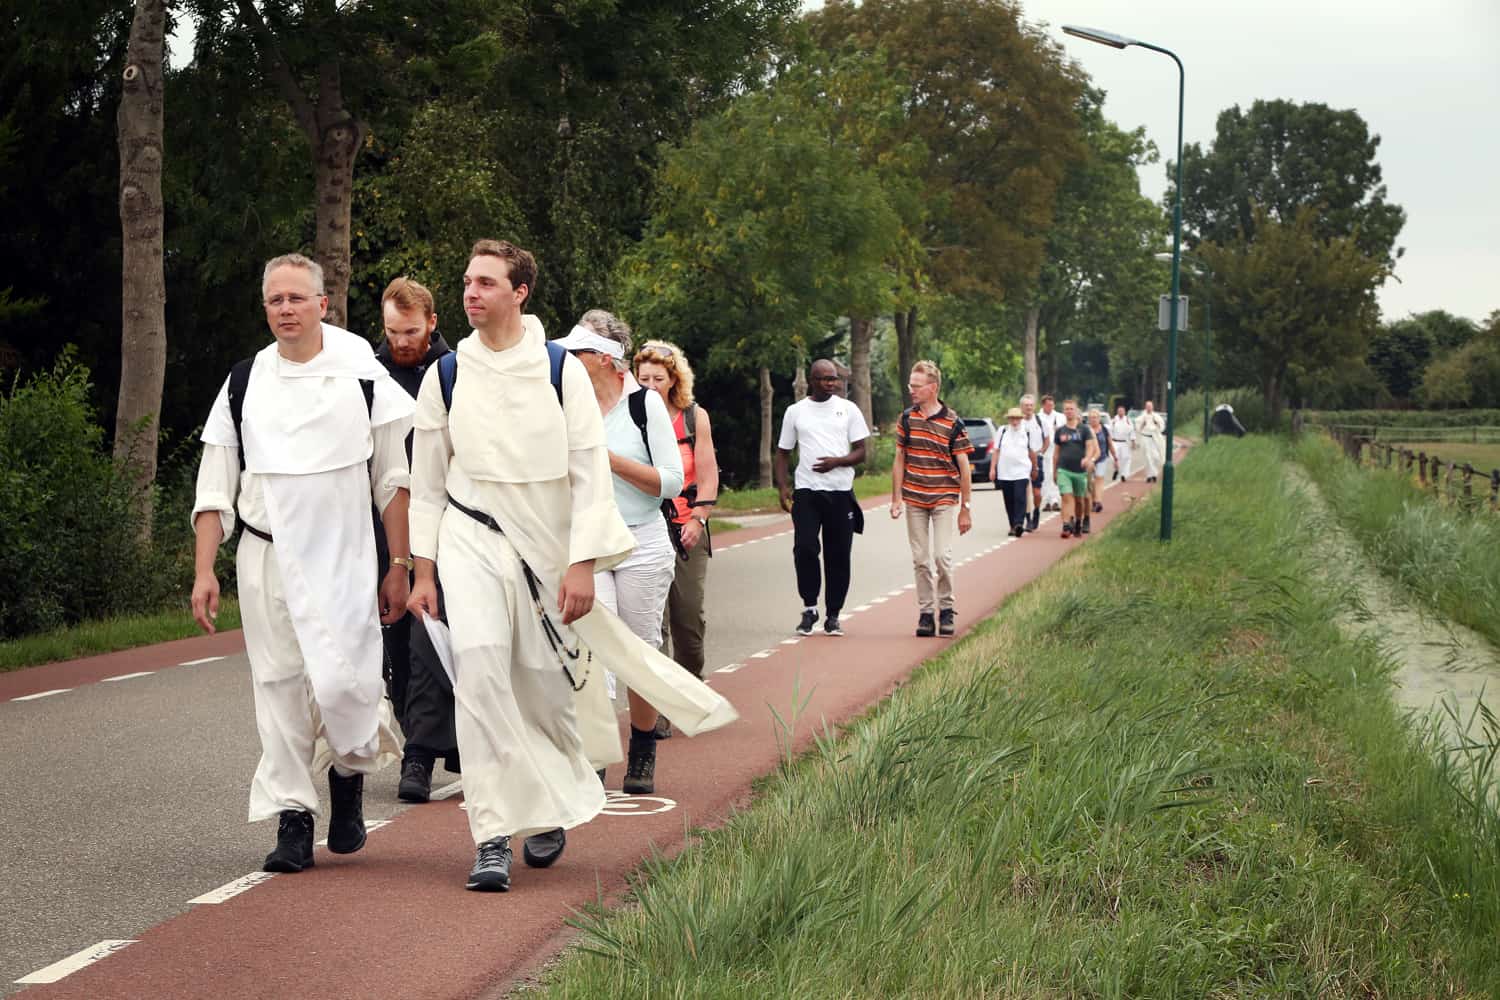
[1029,464,1044,488]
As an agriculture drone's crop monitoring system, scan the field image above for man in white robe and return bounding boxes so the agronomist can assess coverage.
[407,240,735,893]
[1136,400,1167,482]
[1109,404,1135,481]
[1036,395,1064,511]
[191,253,415,874]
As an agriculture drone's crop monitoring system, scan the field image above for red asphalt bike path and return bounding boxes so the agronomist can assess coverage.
[17,462,1177,999]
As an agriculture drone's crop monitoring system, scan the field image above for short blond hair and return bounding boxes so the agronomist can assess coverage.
[911,360,941,386]
[633,340,696,410]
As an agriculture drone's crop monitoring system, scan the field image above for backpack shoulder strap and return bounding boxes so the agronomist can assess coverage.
[680,402,697,448]
[227,357,255,471]
[545,340,566,408]
[629,386,652,463]
[899,407,912,444]
[438,351,458,411]
[360,378,374,416]
[946,408,963,445]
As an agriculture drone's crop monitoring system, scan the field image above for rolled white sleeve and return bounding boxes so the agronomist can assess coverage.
[191,444,241,539]
[369,417,411,515]
[409,425,451,561]
[568,440,634,571]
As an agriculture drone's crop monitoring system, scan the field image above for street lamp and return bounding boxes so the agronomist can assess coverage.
[1063,24,1185,543]
[1155,252,1212,442]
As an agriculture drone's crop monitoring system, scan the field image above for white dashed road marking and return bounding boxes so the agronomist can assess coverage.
[15,940,136,985]
[12,688,70,702]
[189,871,278,905]
[102,671,155,683]
[178,656,227,667]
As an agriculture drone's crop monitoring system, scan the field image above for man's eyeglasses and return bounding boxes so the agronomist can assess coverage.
[265,293,316,308]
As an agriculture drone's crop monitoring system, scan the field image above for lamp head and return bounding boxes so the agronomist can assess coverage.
[1062,24,1137,49]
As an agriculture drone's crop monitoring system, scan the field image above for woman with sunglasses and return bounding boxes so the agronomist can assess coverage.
[633,340,719,738]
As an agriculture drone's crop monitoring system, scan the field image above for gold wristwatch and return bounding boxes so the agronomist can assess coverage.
[391,556,415,571]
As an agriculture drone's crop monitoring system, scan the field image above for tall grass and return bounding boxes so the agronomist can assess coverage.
[533,437,1500,997]
[1174,386,1282,437]
[1295,433,1500,648]
[1308,408,1500,430]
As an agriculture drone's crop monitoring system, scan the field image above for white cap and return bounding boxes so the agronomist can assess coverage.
[551,325,624,359]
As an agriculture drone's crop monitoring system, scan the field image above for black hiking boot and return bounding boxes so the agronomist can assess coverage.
[466,836,512,892]
[1026,511,1039,532]
[1082,516,1091,534]
[624,726,657,794]
[326,767,366,855]
[397,755,434,803]
[263,809,315,873]
[915,612,936,637]
[1061,521,1073,538]
[522,828,567,869]
[938,609,956,637]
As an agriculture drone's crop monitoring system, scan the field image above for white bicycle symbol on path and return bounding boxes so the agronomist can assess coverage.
[601,790,678,816]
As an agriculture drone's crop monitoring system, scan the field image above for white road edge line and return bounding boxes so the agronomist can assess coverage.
[779,638,800,646]
[189,871,278,905]
[749,650,774,659]
[12,688,71,702]
[431,780,463,800]
[178,655,227,667]
[101,671,155,683]
[717,663,744,674]
[15,940,136,985]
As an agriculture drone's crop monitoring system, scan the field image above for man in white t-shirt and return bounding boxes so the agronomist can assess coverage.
[1036,394,1064,511]
[774,359,871,637]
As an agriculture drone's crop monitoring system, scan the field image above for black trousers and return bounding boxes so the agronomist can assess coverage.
[791,488,858,616]
[381,580,459,770]
[998,478,1029,530]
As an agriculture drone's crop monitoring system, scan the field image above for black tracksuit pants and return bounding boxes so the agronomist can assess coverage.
[998,478,1029,530]
[381,581,459,770]
[791,488,858,617]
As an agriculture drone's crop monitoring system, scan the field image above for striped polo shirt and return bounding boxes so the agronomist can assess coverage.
[896,403,973,509]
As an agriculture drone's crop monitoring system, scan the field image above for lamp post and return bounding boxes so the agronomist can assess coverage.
[1155,252,1212,442]
[1063,24,1185,542]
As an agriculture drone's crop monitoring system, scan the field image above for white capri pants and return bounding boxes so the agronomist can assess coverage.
[595,517,676,697]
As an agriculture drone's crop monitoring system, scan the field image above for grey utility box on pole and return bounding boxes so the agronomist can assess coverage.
[1158,295,1189,331]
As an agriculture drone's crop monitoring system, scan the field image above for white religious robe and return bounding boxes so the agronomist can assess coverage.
[409,319,737,843]
[1136,410,1166,478]
[1109,415,1135,479]
[193,324,415,819]
[1037,407,1064,505]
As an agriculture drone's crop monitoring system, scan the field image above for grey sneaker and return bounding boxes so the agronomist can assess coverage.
[466,836,512,892]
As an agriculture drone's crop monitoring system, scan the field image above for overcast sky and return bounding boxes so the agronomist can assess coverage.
[1031,0,1500,323]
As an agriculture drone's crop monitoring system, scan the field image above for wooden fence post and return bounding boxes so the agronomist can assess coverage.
[1491,470,1499,512]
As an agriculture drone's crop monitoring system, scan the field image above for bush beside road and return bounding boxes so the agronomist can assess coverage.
[535,437,1500,997]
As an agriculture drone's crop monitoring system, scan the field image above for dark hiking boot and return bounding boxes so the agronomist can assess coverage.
[1093,501,1103,513]
[523,828,567,868]
[915,612,937,637]
[466,836,512,892]
[263,809,315,873]
[397,755,433,803]
[1062,521,1073,538]
[326,767,367,855]
[796,609,818,636]
[624,726,657,794]
[1082,516,1091,535]
[1026,511,1039,532]
[938,609,956,637]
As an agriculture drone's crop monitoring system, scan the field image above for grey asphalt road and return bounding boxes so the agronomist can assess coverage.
[1,485,1029,993]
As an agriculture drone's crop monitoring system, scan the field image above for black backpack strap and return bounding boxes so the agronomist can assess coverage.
[628,386,652,463]
[227,357,255,471]
[899,407,912,447]
[679,402,697,448]
[546,340,566,408]
[438,351,458,411]
[360,378,374,415]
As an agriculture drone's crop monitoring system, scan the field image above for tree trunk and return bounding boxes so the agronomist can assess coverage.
[849,315,874,430]
[113,0,167,541]
[758,365,774,488]
[792,363,808,403]
[1023,306,1039,398]
[312,109,362,326]
[1265,371,1283,429]
[894,304,919,405]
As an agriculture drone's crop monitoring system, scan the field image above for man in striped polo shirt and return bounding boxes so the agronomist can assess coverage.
[890,360,974,637]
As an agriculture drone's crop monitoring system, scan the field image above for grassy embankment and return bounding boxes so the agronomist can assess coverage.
[0,599,242,673]
[535,436,1500,997]
[1295,433,1500,649]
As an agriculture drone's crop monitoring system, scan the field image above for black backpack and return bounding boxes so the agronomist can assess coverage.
[437,339,567,411]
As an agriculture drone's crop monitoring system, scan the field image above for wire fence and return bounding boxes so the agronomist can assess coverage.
[1323,425,1500,513]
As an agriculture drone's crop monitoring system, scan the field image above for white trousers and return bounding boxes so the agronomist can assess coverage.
[594,517,676,650]
[238,535,399,822]
[1040,452,1060,506]
[439,508,605,844]
[1115,443,1133,480]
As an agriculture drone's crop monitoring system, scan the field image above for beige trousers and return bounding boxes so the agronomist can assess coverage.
[905,503,958,614]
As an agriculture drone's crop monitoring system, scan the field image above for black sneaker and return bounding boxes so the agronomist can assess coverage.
[397,756,433,803]
[824,617,843,636]
[1092,501,1103,513]
[796,610,818,636]
[263,810,315,873]
[938,609,956,636]
[326,767,366,855]
[1062,522,1073,538]
[915,612,936,637]
[466,836,512,891]
[624,726,657,794]
[522,828,566,869]
[1081,517,1091,534]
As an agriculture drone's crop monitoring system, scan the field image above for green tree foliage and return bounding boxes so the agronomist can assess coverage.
[808,0,1084,364]
[1199,207,1388,424]
[1418,311,1500,409]
[1175,99,1406,266]
[617,55,908,480]
[1367,310,1479,402]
